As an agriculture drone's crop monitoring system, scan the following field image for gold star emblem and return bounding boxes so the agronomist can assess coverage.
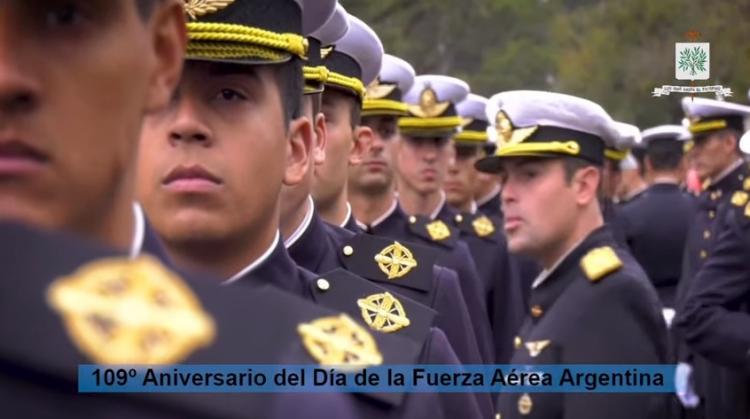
[408,86,450,118]
[374,241,418,280]
[183,0,236,20]
[357,292,411,333]
[426,220,451,241]
[472,215,496,237]
[46,256,216,364]
[297,314,383,368]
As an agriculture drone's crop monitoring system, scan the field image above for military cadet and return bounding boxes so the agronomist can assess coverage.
[0,1,369,417]
[280,14,492,416]
[475,91,669,419]
[619,125,696,310]
[350,70,495,363]
[600,121,639,245]
[444,93,525,364]
[135,2,476,417]
[675,184,750,419]
[0,0,184,255]
[674,97,750,419]
[285,10,488,376]
[616,151,649,204]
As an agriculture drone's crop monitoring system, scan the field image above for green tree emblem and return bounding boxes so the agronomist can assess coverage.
[678,46,708,76]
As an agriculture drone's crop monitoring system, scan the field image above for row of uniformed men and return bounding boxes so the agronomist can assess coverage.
[1,0,749,418]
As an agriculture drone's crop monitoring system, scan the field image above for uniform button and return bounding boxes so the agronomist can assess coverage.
[530,305,544,318]
[343,245,354,256]
[316,278,330,291]
[700,250,708,259]
[409,216,417,224]
[709,210,716,219]
[455,214,463,223]
[703,230,711,239]
[514,336,522,349]
[518,393,533,415]
[495,414,501,419]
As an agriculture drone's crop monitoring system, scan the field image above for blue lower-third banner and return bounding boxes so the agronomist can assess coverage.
[78,365,676,393]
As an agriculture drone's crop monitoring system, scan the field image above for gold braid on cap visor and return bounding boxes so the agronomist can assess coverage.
[398,116,464,131]
[604,148,628,161]
[495,141,582,157]
[326,71,366,100]
[454,130,489,143]
[362,99,409,116]
[186,22,308,61]
[689,119,728,134]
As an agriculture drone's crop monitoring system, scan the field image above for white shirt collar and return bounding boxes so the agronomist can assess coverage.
[129,203,145,259]
[367,197,399,229]
[428,191,447,220]
[710,158,745,187]
[284,196,314,249]
[339,202,353,229]
[476,184,501,207]
[531,236,587,289]
[651,177,679,186]
[223,230,281,285]
[469,200,478,215]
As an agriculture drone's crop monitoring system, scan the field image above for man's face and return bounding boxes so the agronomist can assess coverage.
[500,158,579,256]
[137,61,291,246]
[602,159,621,200]
[313,89,355,206]
[350,115,397,195]
[690,131,737,181]
[445,143,481,208]
[395,134,453,196]
[0,0,183,233]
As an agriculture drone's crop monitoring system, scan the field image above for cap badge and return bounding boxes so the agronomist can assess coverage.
[357,292,411,333]
[184,0,236,20]
[366,78,397,100]
[409,85,450,118]
[374,241,418,280]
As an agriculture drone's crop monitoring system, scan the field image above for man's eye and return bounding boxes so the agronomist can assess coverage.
[47,4,84,26]
[217,89,246,101]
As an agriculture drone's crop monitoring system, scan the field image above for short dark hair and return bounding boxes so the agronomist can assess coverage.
[267,59,303,125]
[135,0,160,20]
[322,88,361,129]
[562,156,598,183]
[646,139,683,171]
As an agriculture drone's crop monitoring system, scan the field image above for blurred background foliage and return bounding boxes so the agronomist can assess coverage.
[344,0,750,128]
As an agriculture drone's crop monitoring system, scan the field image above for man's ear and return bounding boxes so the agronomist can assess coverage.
[312,112,328,166]
[720,131,739,154]
[573,165,601,206]
[144,0,187,114]
[283,116,314,186]
[349,125,373,166]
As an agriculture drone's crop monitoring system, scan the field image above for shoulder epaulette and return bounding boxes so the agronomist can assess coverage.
[579,246,623,283]
[406,215,459,248]
[338,234,436,293]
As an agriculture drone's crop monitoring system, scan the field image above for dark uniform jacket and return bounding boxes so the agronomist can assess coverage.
[496,227,669,419]
[619,183,697,307]
[286,210,492,417]
[436,204,525,364]
[365,202,495,363]
[675,189,750,419]
[674,161,750,415]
